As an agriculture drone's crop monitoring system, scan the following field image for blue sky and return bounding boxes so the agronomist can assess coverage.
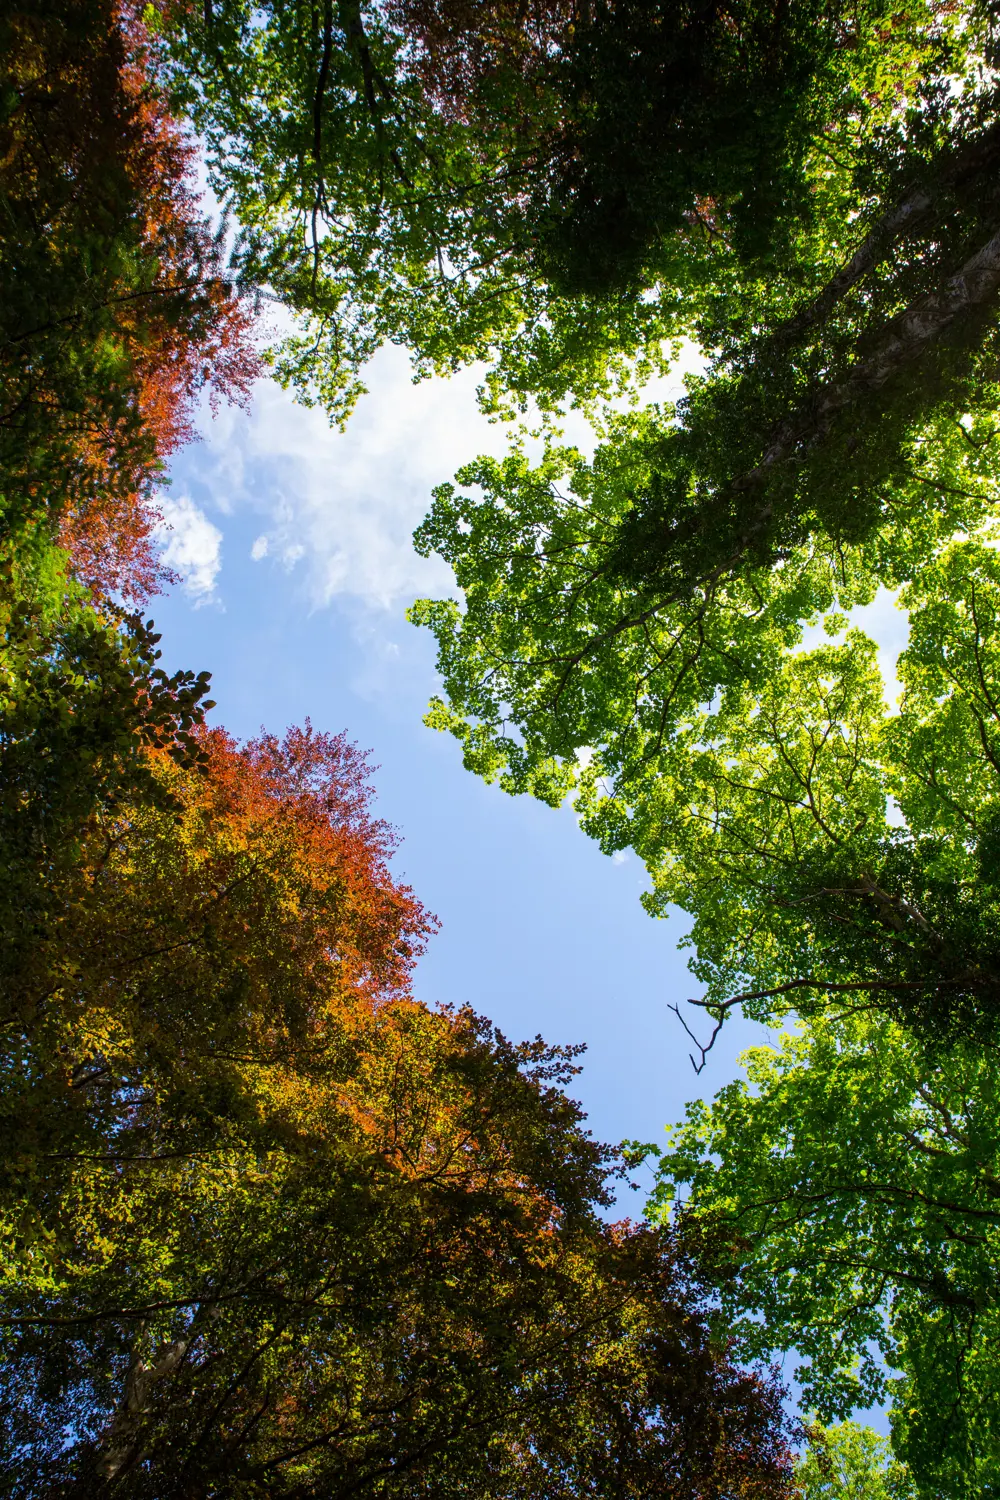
[150,340,908,1428]
[151,345,783,1202]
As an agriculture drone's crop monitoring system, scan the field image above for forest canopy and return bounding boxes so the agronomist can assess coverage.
[4,0,1000,1491]
[0,1,802,1492]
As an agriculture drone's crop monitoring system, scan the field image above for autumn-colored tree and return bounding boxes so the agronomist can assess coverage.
[0,711,431,1198]
[0,635,795,1493]
[17,2,1000,1486]
[0,0,257,603]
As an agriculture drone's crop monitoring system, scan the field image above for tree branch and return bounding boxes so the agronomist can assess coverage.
[772,120,1000,345]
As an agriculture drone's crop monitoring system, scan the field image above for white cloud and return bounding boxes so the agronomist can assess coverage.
[178,341,702,618]
[179,349,494,613]
[844,589,910,706]
[155,494,223,604]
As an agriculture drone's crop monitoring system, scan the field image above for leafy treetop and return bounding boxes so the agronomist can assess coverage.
[0,0,258,604]
[157,0,945,422]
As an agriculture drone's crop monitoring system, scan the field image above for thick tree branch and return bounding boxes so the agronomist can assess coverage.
[773,119,1000,345]
[739,224,1000,494]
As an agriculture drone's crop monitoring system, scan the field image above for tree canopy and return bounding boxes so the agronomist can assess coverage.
[0,617,796,1493]
[394,1,1000,1486]
[9,0,1000,1490]
[647,1009,1000,1496]
[0,0,257,603]
[156,0,951,419]
[396,2,1000,808]
[794,1421,917,1500]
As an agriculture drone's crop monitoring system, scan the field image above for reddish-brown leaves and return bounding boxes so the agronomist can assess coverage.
[0,0,259,603]
[187,721,437,1015]
[389,0,574,120]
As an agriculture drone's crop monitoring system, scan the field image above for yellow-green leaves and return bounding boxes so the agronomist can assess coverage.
[652,1009,1000,1496]
[795,1421,917,1500]
[893,540,1000,856]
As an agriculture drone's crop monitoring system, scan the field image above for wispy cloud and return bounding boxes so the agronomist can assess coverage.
[155,494,223,604]
[173,342,699,618]
[178,347,505,612]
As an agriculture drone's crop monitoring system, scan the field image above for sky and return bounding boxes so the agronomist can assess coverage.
[149,345,787,1198]
[150,341,908,1222]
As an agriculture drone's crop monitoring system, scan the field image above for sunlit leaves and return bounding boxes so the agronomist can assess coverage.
[650,1010,1000,1496]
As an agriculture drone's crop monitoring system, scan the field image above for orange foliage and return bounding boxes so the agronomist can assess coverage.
[183,720,435,1017]
[4,708,440,1195]
[0,0,259,603]
[61,4,259,602]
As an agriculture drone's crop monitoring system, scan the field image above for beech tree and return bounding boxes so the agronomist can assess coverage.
[394,3,1000,810]
[794,1423,917,1500]
[553,535,1000,1052]
[648,1010,1000,1497]
[0,566,215,1019]
[0,538,793,1492]
[158,0,937,420]
[0,688,796,1495]
[389,11,1000,1472]
[590,538,1000,1492]
[0,0,257,603]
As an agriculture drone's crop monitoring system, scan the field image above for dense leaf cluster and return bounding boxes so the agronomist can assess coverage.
[157,0,941,421]
[0,0,256,602]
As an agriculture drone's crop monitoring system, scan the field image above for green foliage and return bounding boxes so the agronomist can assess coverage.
[412,254,1000,811]
[409,398,989,798]
[795,1421,917,1500]
[533,0,930,296]
[649,1011,1000,1496]
[625,540,1000,1483]
[157,0,949,422]
[0,556,212,964]
[0,3,808,1489]
[598,537,1000,1045]
[401,30,1000,1466]
[158,0,673,422]
[407,3,1000,829]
